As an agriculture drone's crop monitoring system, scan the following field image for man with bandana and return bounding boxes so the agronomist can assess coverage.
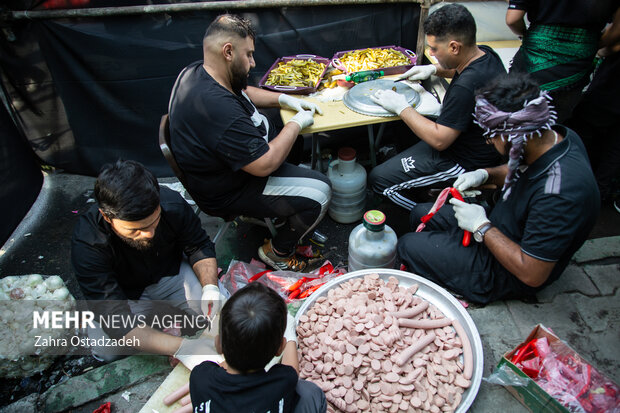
[168,14,331,272]
[397,74,600,304]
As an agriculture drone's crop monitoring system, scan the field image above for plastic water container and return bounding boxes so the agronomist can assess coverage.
[348,210,398,272]
[327,147,367,224]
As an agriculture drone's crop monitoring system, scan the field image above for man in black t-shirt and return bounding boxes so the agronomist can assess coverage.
[71,160,220,363]
[169,14,332,272]
[369,4,504,210]
[398,75,600,304]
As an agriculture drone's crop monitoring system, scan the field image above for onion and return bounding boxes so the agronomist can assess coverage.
[44,276,64,291]
[9,288,24,300]
[26,274,43,288]
[52,288,70,300]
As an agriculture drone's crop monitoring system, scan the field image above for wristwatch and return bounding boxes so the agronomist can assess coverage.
[474,222,493,243]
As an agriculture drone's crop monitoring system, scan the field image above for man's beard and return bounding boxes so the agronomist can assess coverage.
[118,230,158,251]
[231,59,249,95]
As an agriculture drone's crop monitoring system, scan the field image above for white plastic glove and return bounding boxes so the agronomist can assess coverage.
[278,94,323,115]
[449,198,491,234]
[174,335,221,371]
[396,64,437,81]
[453,169,489,192]
[284,313,297,344]
[370,89,411,115]
[201,284,226,317]
[288,110,315,130]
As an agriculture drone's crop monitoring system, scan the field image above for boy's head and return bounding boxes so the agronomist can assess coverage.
[218,283,287,372]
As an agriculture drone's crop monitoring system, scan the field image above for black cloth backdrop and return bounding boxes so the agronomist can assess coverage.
[1,4,420,177]
[0,102,43,246]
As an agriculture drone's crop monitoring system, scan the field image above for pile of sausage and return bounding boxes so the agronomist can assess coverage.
[297,274,473,413]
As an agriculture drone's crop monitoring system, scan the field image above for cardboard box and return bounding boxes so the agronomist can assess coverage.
[496,324,570,413]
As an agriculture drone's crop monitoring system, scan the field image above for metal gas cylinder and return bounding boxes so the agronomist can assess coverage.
[348,210,397,272]
[327,147,367,224]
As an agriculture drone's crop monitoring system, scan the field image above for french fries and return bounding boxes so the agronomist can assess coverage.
[265,59,327,88]
[338,48,410,72]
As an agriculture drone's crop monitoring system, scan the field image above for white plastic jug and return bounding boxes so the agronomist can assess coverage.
[327,147,367,224]
[348,210,397,272]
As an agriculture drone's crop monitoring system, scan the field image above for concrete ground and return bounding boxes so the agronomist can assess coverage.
[0,170,618,413]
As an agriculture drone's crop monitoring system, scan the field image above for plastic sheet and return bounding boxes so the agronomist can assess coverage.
[487,337,620,413]
[219,259,346,304]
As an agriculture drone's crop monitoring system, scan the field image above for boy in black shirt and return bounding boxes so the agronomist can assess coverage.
[189,283,326,413]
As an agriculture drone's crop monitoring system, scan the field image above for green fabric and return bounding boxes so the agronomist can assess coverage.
[521,24,599,90]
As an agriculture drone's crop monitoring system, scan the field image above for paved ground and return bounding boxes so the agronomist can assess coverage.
[0,171,618,413]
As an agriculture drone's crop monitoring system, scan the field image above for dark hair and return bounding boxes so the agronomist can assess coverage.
[477,73,541,112]
[204,14,256,42]
[94,160,160,221]
[424,4,476,46]
[219,283,286,373]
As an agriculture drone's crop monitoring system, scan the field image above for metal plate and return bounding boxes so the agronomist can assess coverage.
[295,268,483,413]
[343,79,421,117]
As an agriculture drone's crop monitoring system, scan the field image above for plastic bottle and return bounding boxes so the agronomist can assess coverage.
[345,70,384,83]
[347,210,397,272]
[327,147,367,224]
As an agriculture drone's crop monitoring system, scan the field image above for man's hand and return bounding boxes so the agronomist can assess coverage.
[288,110,315,130]
[396,64,437,81]
[449,198,490,234]
[278,94,323,115]
[284,313,297,344]
[370,89,410,115]
[174,335,220,371]
[201,284,225,316]
[453,169,489,193]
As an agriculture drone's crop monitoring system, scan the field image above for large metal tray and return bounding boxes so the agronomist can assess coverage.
[295,268,483,413]
[343,79,421,117]
[259,54,330,95]
[331,45,417,76]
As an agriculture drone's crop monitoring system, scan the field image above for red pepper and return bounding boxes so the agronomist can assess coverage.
[249,269,272,283]
[299,283,325,299]
[449,187,472,247]
[287,277,308,292]
[288,288,302,300]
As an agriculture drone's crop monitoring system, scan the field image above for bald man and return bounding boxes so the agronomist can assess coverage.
[168,14,331,272]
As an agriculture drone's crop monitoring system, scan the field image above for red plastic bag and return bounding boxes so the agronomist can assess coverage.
[219,260,346,303]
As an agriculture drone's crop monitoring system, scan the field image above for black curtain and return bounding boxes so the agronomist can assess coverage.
[1,3,420,176]
[0,102,43,246]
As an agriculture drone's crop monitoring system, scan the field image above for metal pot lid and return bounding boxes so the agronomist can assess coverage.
[343,79,421,117]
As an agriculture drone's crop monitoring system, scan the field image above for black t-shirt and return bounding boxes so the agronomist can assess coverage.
[190,361,299,413]
[71,187,215,300]
[490,126,600,288]
[438,46,505,171]
[508,0,617,30]
[169,61,276,211]
[71,187,215,338]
